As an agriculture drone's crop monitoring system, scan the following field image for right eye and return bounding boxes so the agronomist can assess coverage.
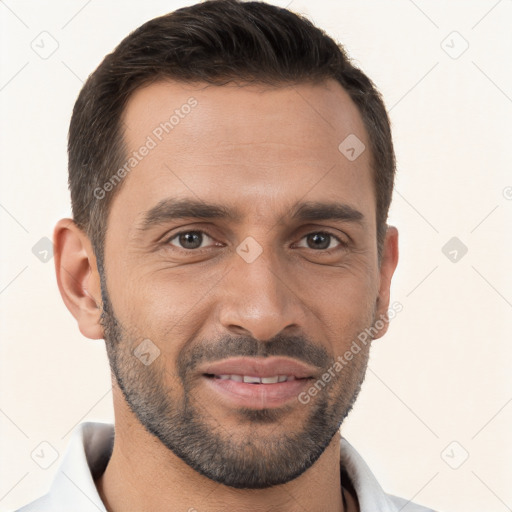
[166,230,219,251]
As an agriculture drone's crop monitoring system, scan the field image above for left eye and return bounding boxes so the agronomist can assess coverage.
[296,232,344,251]
[167,231,216,250]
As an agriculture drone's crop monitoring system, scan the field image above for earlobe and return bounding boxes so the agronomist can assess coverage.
[373,226,399,340]
[53,219,104,340]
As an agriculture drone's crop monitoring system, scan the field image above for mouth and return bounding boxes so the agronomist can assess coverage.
[205,374,299,383]
[199,357,317,409]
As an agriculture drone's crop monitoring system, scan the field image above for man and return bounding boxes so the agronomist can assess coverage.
[18,1,436,510]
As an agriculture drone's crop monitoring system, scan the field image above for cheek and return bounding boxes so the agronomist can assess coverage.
[301,257,377,302]
[301,267,377,352]
[110,266,224,354]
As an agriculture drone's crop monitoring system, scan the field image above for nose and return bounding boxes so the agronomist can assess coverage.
[217,249,305,342]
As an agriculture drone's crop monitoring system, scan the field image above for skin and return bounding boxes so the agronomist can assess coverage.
[54,79,399,512]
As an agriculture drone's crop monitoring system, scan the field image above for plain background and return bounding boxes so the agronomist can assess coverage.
[1,1,511,510]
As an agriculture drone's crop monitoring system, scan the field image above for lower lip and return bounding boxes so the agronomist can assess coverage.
[203,376,310,409]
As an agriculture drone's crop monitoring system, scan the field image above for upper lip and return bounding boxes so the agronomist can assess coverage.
[200,357,317,379]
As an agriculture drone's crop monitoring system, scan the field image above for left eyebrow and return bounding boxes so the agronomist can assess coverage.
[290,201,365,225]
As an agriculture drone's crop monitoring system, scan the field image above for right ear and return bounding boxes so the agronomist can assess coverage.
[53,219,104,340]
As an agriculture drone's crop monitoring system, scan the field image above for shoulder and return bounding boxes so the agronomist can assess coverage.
[14,493,53,512]
[12,422,112,512]
[340,437,439,512]
[387,493,439,512]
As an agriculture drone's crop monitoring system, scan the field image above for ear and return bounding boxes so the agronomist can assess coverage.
[53,218,104,340]
[372,226,399,340]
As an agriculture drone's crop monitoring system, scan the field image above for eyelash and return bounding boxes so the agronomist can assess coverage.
[164,229,349,253]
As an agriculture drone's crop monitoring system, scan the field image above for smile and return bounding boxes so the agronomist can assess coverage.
[208,374,298,383]
[198,357,317,409]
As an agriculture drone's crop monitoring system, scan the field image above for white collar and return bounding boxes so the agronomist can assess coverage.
[18,422,434,512]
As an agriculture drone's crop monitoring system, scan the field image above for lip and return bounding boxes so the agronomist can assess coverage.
[200,356,318,379]
[199,357,317,409]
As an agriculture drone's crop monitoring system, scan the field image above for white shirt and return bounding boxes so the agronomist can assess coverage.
[16,422,436,512]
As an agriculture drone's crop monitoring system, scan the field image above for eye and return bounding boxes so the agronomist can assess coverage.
[295,232,346,251]
[167,230,217,250]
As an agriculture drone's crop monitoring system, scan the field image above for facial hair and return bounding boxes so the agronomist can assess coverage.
[99,268,374,489]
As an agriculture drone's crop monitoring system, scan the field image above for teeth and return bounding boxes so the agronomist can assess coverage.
[243,376,261,383]
[214,374,295,383]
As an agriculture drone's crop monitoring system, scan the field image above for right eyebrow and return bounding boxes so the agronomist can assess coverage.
[137,198,243,232]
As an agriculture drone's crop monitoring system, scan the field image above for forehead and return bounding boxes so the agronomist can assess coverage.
[111,78,375,230]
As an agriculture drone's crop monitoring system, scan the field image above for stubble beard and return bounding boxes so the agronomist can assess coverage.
[99,272,373,489]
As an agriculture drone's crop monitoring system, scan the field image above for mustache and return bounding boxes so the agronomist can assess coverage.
[178,334,332,375]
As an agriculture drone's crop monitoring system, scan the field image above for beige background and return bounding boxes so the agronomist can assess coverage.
[1,1,511,511]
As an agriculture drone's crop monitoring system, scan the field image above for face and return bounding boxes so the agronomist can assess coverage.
[99,79,394,488]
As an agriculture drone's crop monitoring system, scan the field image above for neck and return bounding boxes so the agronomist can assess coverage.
[96,391,345,512]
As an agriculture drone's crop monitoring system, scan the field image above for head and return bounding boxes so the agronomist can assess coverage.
[55,0,398,490]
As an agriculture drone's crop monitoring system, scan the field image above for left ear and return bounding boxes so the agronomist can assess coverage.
[372,225,399,340]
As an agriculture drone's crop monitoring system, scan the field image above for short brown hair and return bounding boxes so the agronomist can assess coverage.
[68,0,395,261]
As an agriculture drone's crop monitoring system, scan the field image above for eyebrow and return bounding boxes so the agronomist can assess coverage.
[138,198,242,231]
[291,201,364,224]
[137,198,365,232]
